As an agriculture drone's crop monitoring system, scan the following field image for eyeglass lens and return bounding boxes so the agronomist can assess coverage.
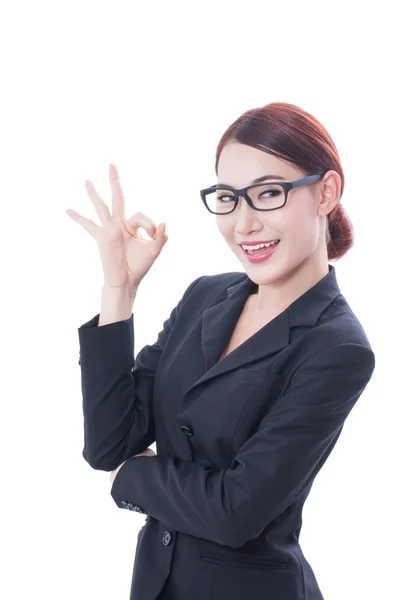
[205,183,286,214]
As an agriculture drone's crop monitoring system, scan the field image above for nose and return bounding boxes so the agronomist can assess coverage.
[234,194,262,229]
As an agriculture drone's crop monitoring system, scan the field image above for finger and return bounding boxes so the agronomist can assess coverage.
[150,223,168,252]
[157,222,168,239]
[109,163,125,220]
[124,212,157,239]
[84,180,111,225]
[66,208,101,238]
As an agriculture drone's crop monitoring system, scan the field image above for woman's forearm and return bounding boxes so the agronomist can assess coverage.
[98,284,139,326]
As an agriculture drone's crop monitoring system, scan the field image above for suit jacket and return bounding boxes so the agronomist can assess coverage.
[77,263,375,600]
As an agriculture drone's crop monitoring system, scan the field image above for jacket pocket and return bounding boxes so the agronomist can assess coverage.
[200,551,288,571]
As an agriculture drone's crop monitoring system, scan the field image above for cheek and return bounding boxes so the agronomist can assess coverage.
[216,216,234,240]
[285,205,319,251]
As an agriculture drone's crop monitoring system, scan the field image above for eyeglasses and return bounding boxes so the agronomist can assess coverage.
[200,172,325,214]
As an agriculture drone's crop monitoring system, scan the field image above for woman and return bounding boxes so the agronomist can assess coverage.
[67,102,375,600]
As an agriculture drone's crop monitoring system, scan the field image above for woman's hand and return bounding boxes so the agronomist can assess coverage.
[66,163,168,290]
[110,448,156,485]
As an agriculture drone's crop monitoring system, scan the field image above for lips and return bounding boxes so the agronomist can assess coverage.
[240,239,280,263]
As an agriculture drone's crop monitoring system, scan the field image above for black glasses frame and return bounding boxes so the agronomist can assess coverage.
[200,172,326,214]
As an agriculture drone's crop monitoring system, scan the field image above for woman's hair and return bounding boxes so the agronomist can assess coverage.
[214,102,353,261]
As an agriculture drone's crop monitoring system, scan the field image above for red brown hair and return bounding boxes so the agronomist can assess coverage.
[214,102,353,261]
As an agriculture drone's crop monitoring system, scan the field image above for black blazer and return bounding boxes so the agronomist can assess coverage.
[78,264,375,600]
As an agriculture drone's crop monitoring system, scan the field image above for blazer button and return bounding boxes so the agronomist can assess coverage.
[162,531,172,545]
[126,503,134,510]
[180,425,193,436]
[121,500,128,507]
[133,505,145,513]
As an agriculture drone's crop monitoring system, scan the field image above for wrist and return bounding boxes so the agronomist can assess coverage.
[99,285,138,326]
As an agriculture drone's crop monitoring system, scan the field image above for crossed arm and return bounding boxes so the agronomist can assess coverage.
[109,343,375,548]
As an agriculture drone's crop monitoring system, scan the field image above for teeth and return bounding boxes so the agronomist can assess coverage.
[242,240,279,250]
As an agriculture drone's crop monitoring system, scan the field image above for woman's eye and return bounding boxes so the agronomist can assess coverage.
[260,188,281,198]
[217,195,235,203]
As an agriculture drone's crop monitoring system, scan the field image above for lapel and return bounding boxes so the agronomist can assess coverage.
[193,264,341,389]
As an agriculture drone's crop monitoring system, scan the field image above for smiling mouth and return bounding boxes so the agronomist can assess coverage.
[241,240,280,252]
[240,240,280,258]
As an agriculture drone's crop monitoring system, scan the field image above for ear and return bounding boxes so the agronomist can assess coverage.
[316,170,341,216]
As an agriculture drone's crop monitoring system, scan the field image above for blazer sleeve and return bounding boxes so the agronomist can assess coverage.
[110,342,375,547]
[78,275,205,470]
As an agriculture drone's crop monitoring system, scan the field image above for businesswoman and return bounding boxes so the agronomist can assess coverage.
[67,101,375,600]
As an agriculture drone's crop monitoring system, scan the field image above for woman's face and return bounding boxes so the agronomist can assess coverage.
[216,141,338,289]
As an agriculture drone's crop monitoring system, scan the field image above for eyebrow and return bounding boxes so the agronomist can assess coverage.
[217,174,286,187]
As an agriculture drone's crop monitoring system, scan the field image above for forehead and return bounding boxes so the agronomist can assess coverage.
[217,142,299,186]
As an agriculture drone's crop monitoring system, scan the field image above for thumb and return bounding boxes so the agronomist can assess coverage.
[152,222,168,249]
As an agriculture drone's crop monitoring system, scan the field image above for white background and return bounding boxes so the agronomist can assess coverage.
[1,1,398,599]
